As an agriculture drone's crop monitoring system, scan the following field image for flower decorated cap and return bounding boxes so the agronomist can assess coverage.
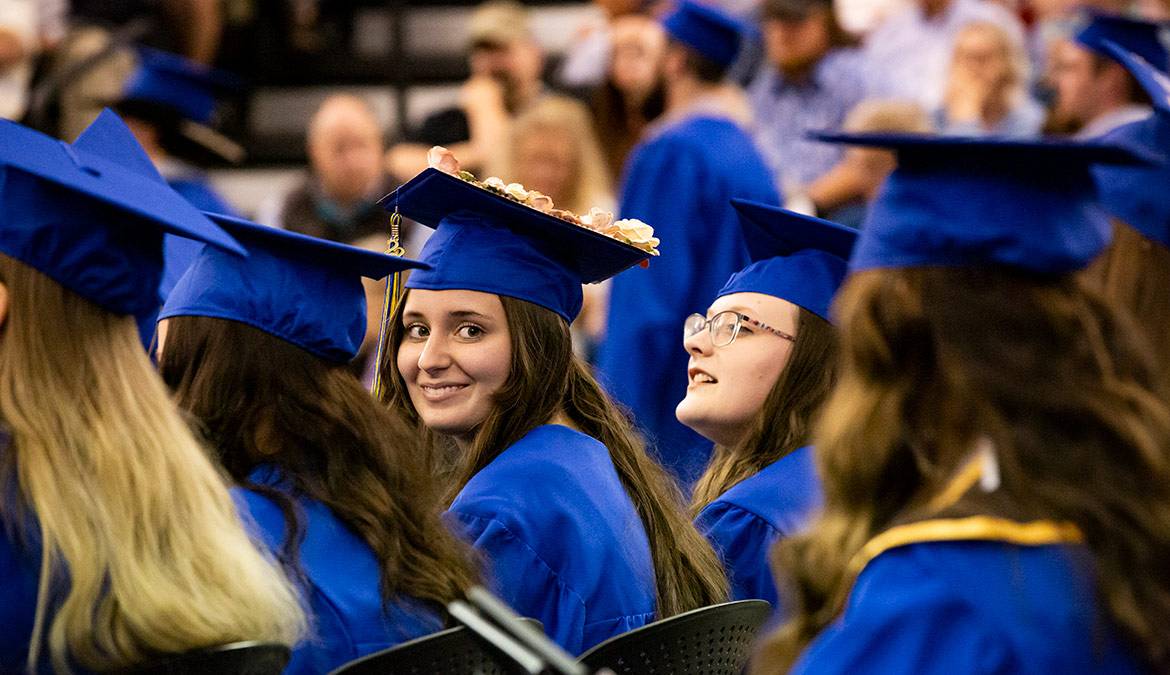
[1074,11,1170,72]
[812,133,1157,275]
[0,109,243,316]
[385,154,657,322]
[159,213,429,362]
[719,199,857,322]
[661,0,750,68]
[1092,41,1170,247]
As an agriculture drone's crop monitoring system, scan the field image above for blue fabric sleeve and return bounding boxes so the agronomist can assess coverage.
[695,501,781,607]
[451,511,588,655]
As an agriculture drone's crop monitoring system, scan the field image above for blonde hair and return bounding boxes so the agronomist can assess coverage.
[0,254,305,673]
[951,21,1032,109]
[488,95,614,215]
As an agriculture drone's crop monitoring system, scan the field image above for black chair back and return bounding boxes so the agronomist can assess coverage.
[330,619,544,675]
[577,600,771,675]
[123,641,291,675]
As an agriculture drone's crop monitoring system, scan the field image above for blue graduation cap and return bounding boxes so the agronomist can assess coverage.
[117,47,244,163]
[661,0,749,68]
[720,199,857,322]
[1092,41,1170,247]
[159,214,429,363]
[811,133,1157,275]
[385,168,654,323]
[1074,12,1170,72]
[0,110,243,317]
[121,47,241,125]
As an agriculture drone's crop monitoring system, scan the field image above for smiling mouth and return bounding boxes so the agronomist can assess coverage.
[419,384,469,400]
[688,371,718,386]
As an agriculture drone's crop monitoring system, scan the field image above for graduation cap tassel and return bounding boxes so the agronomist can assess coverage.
[370,208,408,400]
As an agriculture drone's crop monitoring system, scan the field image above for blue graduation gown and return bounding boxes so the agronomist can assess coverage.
[236,467,445,675]
[596,115,780,486]
[163,177,239,299]
[0,524,44,673]
[792,535,1147,673]
[694,446,821,608]
[447,424,657,655]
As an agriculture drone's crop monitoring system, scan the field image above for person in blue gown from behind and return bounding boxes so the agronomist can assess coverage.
[677,200,857,609]
[0,111,304,673]
[749,134,1170,674]
[156,214,481,675]
[379,158,729,655]
[596,0,781,485]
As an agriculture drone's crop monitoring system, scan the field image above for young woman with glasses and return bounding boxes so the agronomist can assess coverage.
[676,199,856,608]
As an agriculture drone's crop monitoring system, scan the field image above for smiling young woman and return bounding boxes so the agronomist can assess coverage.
[676,200,855,608]
[379,165,728,655]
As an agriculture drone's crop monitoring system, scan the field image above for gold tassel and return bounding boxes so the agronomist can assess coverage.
[370,208,407,400]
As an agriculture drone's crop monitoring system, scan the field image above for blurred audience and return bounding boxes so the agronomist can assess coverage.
[386,0,546,182]
[589,14,667,182]
[558,0,654,90]
[748,0,865,199]
[862,0,1025,111]
[258,94,416,251]
[807,99,932,227]
[0,0,66,120]
[1048,36,1154,137]
[936,20,1042,135]
[487,94,616,357]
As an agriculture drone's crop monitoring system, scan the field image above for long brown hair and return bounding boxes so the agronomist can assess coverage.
[691,307,838,514]
[159,316,479,616]
[1084,220,1170,391]
[0,255,304,673]
[380,291,729,616]
[755,266,1170,672]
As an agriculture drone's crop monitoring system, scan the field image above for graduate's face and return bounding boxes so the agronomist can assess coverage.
[398,289,512,444]
[676,292,797,447]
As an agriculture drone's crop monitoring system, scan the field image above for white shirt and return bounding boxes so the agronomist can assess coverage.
[1075,103,1154,139]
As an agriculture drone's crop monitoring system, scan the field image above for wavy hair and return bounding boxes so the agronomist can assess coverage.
[0,254,305,673]
[159,316,480,617]
[755,266,1170,672]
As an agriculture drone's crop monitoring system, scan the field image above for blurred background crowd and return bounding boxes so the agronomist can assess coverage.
[4,0,1168,367]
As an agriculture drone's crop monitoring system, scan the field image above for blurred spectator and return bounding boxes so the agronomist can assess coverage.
[386,1,545,181]
[936,20,1042,135]
[486,94,615,358]
[558,0,653,90]
[748,0,865,199]
[863,0,1025,111]
[0,0,66,120]
[487,95,614,214]
[589,14,667,181]
[807,99,932,228]
[1048,36,1154,137]
[258,95,416,252]
[597,1,781,484]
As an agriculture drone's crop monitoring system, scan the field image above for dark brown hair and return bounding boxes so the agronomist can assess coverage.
[380,292,730,616]
[1084,220,1170,392]
[753,266,1170,672]
[690,307,838,513]
[159,316,479,616]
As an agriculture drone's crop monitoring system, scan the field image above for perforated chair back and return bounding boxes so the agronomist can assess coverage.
[122,641,291,674]
[577,599,771,675]
[329,618,544,675]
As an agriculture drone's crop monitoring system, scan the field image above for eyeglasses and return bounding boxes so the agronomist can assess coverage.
[684,311,796,348]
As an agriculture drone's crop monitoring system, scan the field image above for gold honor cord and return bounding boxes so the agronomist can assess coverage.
[370,209,408,400]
